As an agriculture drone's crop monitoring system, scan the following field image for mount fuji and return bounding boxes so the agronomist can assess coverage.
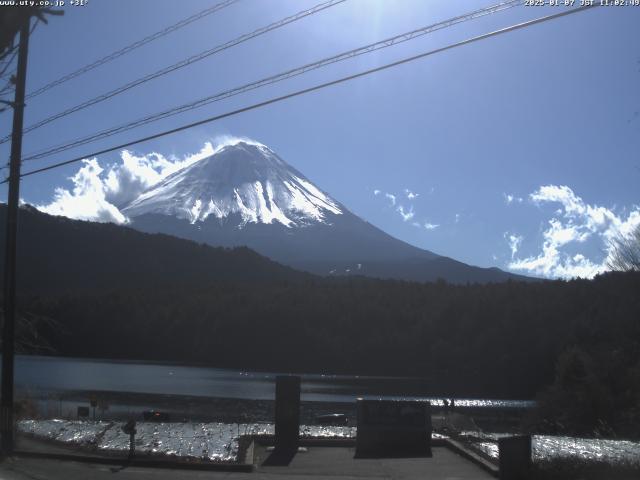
[122,140,527,283]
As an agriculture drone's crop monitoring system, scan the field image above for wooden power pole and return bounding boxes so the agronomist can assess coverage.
[1,17,30,455]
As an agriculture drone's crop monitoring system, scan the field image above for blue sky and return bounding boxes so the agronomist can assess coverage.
[1,0,638,279]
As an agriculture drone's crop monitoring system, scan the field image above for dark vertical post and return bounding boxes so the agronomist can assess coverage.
[274,375,300,451]
[1,17,31,455]
[121,420,136,460]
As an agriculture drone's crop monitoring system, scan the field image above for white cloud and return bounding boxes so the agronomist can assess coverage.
[508,185,640,279]
[397,205,414,222]
[374,188,438,229]
[504,193,523,204]
[404,189,419,200]
[36,141,216,224]
[384,193,396,206]
[411,221,439,230]
[103,143,213,207]
[210,134,266,153]
[504,232,523,259]
[454,213,460,224]
[37,159,129,224]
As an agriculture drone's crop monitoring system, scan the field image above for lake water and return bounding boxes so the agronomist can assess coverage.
[16,357,639,470]
[14,355,533,408]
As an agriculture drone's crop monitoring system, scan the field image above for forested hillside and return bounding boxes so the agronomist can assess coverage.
[3,205,640,436]
[0,205,308,293]
[21,273,640,399]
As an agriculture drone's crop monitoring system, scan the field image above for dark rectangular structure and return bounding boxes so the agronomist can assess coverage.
[355,399,432,458]
[275,375,301,450]
[499,435,532,480]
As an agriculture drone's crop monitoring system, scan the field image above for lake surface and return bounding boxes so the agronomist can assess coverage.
[14,355,533,408]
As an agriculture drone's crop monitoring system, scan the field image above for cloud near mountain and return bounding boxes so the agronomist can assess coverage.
[508,185,640,279]
[373,188,438,230]
[36,141,231,224]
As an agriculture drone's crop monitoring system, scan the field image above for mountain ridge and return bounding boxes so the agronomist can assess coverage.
[0,204,309,295]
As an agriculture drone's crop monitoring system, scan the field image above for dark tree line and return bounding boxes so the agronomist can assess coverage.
[15,271,640,436]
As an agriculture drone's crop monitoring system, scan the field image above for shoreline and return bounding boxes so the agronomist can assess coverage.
[14,354,537,402]
[17,388,532,431]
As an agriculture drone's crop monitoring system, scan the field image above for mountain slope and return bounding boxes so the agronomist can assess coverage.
[0,204,308,294]
[123,141,529,284]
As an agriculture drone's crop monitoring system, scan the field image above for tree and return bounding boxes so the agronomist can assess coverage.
[531,347,615,436]
[607,224,640,272]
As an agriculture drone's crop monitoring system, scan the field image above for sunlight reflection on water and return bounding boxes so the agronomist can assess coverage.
[19,420,640,467]
[466,432,640,468]
[18,420,355,462]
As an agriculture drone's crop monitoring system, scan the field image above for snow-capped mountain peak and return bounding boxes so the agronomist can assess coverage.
[121,139,525,284]
[122,141,342,227]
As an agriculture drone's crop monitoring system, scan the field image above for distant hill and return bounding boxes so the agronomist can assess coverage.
[0,204,308,294]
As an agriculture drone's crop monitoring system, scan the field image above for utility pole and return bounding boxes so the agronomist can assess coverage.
[1,17,30,455]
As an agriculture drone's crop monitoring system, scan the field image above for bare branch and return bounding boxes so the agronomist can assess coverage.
[606,225,640,272]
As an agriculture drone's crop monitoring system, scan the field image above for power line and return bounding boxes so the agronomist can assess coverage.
[0,77,15,96]
[0,0,347,145]
[21,0,522,163]
[9,3,599,183]
[0,86,15,102]
[0,20,39,116]
[0,49,18,79]
[0,45,18,67]
[0,41,20,75]
[0,19,38,81]
[25,0,239,100]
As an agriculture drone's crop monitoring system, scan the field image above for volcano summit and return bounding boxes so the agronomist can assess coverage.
[123,141,342,227]
[122,140,526,283]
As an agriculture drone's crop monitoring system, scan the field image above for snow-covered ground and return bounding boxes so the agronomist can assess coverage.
[18,420,640,468]
[462,431,640,469]
[18,420,355,463]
